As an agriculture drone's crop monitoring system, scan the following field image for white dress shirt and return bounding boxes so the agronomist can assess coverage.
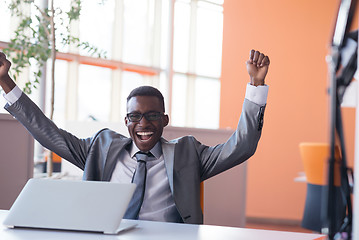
[110,142,182,222]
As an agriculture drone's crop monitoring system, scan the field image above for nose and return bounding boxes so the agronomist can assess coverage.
[138,115,151,126]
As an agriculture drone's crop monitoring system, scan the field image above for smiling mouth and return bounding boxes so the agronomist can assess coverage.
[137,131,154,141]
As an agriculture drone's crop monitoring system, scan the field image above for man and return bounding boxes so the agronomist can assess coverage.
[0,49,270,224]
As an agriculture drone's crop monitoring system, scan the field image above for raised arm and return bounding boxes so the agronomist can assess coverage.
[199,49,270,179]
[246,49,270,86]
[0,52,16,93]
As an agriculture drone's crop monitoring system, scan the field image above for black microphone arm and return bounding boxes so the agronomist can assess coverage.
[323,0,357,239]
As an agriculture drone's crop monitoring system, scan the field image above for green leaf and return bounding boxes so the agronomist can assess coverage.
[5,0,107,99]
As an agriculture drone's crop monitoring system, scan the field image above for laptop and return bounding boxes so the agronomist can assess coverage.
[3,178,137,234]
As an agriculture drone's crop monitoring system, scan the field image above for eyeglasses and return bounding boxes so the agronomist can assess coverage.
[126,111,164,122]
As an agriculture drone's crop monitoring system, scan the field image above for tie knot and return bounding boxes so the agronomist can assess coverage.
[135,152,152,162]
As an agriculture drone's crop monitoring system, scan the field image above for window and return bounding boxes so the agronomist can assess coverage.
[77,64,112,121]
[0,1,11,42]
[79,0,115,58]
[172,0,223,128]
[45,60,68,127]
[0,0,224,129]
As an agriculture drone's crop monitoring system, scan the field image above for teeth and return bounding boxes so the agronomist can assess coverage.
[137,132,153,136]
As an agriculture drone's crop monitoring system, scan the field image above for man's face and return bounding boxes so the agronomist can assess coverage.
[125,96,169,152]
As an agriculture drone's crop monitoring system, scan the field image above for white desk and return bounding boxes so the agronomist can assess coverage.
[0,210,325,240]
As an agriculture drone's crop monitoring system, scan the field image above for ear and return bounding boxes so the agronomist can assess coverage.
[163,114,169,127]
[125,117,129,126]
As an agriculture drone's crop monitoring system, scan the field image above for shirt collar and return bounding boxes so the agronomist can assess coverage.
[129,141,162,160]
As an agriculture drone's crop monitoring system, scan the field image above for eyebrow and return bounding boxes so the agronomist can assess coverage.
[127,111,161,114]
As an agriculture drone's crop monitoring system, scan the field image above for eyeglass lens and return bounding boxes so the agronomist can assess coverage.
[127,112,163,122]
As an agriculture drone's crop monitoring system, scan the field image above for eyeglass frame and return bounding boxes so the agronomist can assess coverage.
[126,111,165,122]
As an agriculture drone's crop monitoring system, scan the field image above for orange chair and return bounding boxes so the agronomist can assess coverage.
[299,142,345,233]
[44,152,62,173]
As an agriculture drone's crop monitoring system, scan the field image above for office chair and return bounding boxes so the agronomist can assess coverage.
[299,142,345,233]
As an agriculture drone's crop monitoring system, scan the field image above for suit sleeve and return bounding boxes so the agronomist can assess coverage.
[199,99,265,181]
[5,93,94,170]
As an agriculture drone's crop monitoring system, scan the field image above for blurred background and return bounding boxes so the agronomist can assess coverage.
[0,0,358,233]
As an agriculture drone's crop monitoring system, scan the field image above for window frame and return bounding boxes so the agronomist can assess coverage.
[0,0,224,129]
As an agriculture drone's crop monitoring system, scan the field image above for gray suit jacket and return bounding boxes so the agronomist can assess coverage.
[5,93,265,224]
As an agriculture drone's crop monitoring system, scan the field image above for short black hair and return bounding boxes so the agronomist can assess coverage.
[127,86,165,112]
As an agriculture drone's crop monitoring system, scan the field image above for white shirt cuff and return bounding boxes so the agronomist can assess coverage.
[3,85,22,105]
[245,83,268,106]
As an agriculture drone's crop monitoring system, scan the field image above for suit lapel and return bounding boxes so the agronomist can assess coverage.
[102,137,176,192]
[161,138,176,194]
[102,138,132,181]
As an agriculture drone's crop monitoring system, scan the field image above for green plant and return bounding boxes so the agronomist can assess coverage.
[3,0,106,176]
